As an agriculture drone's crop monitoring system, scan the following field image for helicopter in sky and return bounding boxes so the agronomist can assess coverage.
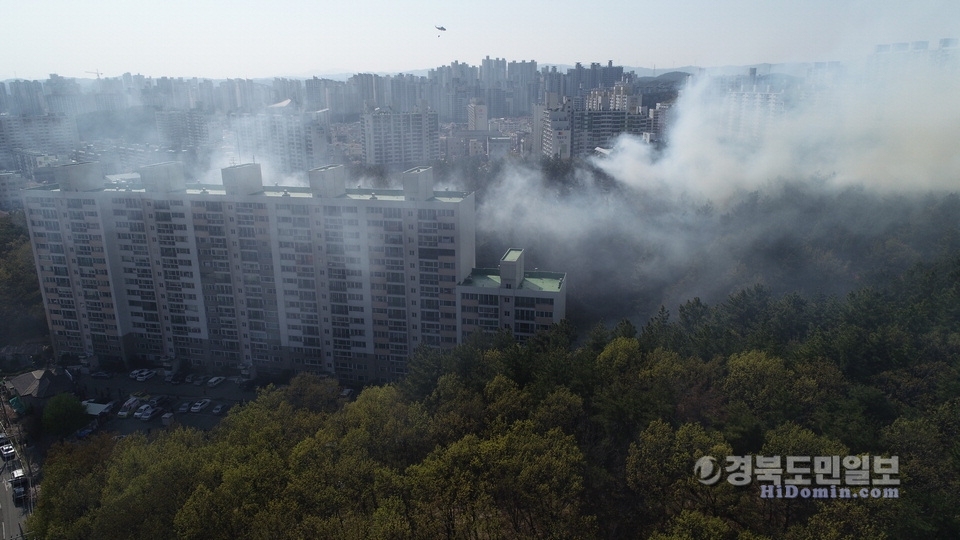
[436,25,446,37]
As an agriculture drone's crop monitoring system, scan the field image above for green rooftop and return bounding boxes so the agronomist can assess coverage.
[460,269,565,292]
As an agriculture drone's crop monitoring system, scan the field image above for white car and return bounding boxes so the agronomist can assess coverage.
[207,376,226,387]
[136,369,156,382]
[0,444,16,460]
[133,404,152,419]
[190,399,211,413]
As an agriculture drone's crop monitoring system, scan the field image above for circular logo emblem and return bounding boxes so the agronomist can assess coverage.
[695,456,722,485]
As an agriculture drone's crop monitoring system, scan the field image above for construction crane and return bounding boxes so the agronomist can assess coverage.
[85,69,103,79]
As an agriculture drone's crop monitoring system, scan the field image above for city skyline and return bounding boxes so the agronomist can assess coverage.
[3,0,957,81]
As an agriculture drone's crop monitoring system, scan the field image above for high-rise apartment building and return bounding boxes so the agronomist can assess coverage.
[155,109,211,150]
[232,101,334,175]
[467,99,489,131]
[361,109,440,168]
[534,102,573,160]
[24,162,561,385]
[0,114,79,170]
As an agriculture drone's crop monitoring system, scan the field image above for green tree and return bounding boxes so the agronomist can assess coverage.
[26,433,117,539]
[627,421,734,516]
[407,421,595,538]
[42,393,90,438]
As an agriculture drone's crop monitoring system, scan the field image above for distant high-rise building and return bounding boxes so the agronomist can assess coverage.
[467,99,488,131]
[232,101,334,174]
[535,102,573,160]
[0,83,8,114]
[0,114,79,171]
[8,80,47,116]
[155,109,210,150]
[480,56,508,89]
[361,109,439,168]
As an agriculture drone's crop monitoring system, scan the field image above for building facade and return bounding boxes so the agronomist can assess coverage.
[458,248,566,342]
[361,109,440,168]
[231,101,334,175]
[24,162,560,385]
[0,171,26,210]
[0,114,79,170]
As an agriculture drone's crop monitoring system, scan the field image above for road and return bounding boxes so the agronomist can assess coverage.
[0,453,30,539]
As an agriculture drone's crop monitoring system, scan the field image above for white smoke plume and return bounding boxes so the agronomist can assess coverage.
[475,52,960,325]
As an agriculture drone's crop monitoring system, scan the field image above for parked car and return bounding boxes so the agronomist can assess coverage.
[137,369,156,382]
[184,374,195,384]
[193,376,207,386]
[212,403,224,415]
[129,369,146,379]
[117,397,141,418]
[91,371,113,379]
[177,402,191,413]
[141,407,164,421]
[190,399,211,413]
[207,376,226,388]
[0,444,16,460]
[133,404,152,419]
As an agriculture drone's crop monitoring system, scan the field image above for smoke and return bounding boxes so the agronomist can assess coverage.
[475,53,960,327]
[604,58,960,198]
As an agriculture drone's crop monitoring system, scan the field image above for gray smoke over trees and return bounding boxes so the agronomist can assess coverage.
[474,56,960,328]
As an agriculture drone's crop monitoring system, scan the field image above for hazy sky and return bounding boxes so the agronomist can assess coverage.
[3,0,958,80]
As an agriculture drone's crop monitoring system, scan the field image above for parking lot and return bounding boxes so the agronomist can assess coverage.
[77,371,260,436]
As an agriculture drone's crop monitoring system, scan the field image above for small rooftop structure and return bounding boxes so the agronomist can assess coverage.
[460,249,565,292]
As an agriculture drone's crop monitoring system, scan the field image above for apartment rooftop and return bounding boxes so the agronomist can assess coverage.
[459,268,565,292]
[26,181,472,203]
[27,162,472,203]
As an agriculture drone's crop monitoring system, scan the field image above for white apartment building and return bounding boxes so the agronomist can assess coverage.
[25,161,514,385]
[0,114,79,169]
[361,109,440,168]
[231,101,333,175]
[457,249,566,342]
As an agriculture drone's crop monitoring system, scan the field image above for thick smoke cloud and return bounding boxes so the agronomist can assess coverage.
[605,59,960,198]
[476,55,960,328]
